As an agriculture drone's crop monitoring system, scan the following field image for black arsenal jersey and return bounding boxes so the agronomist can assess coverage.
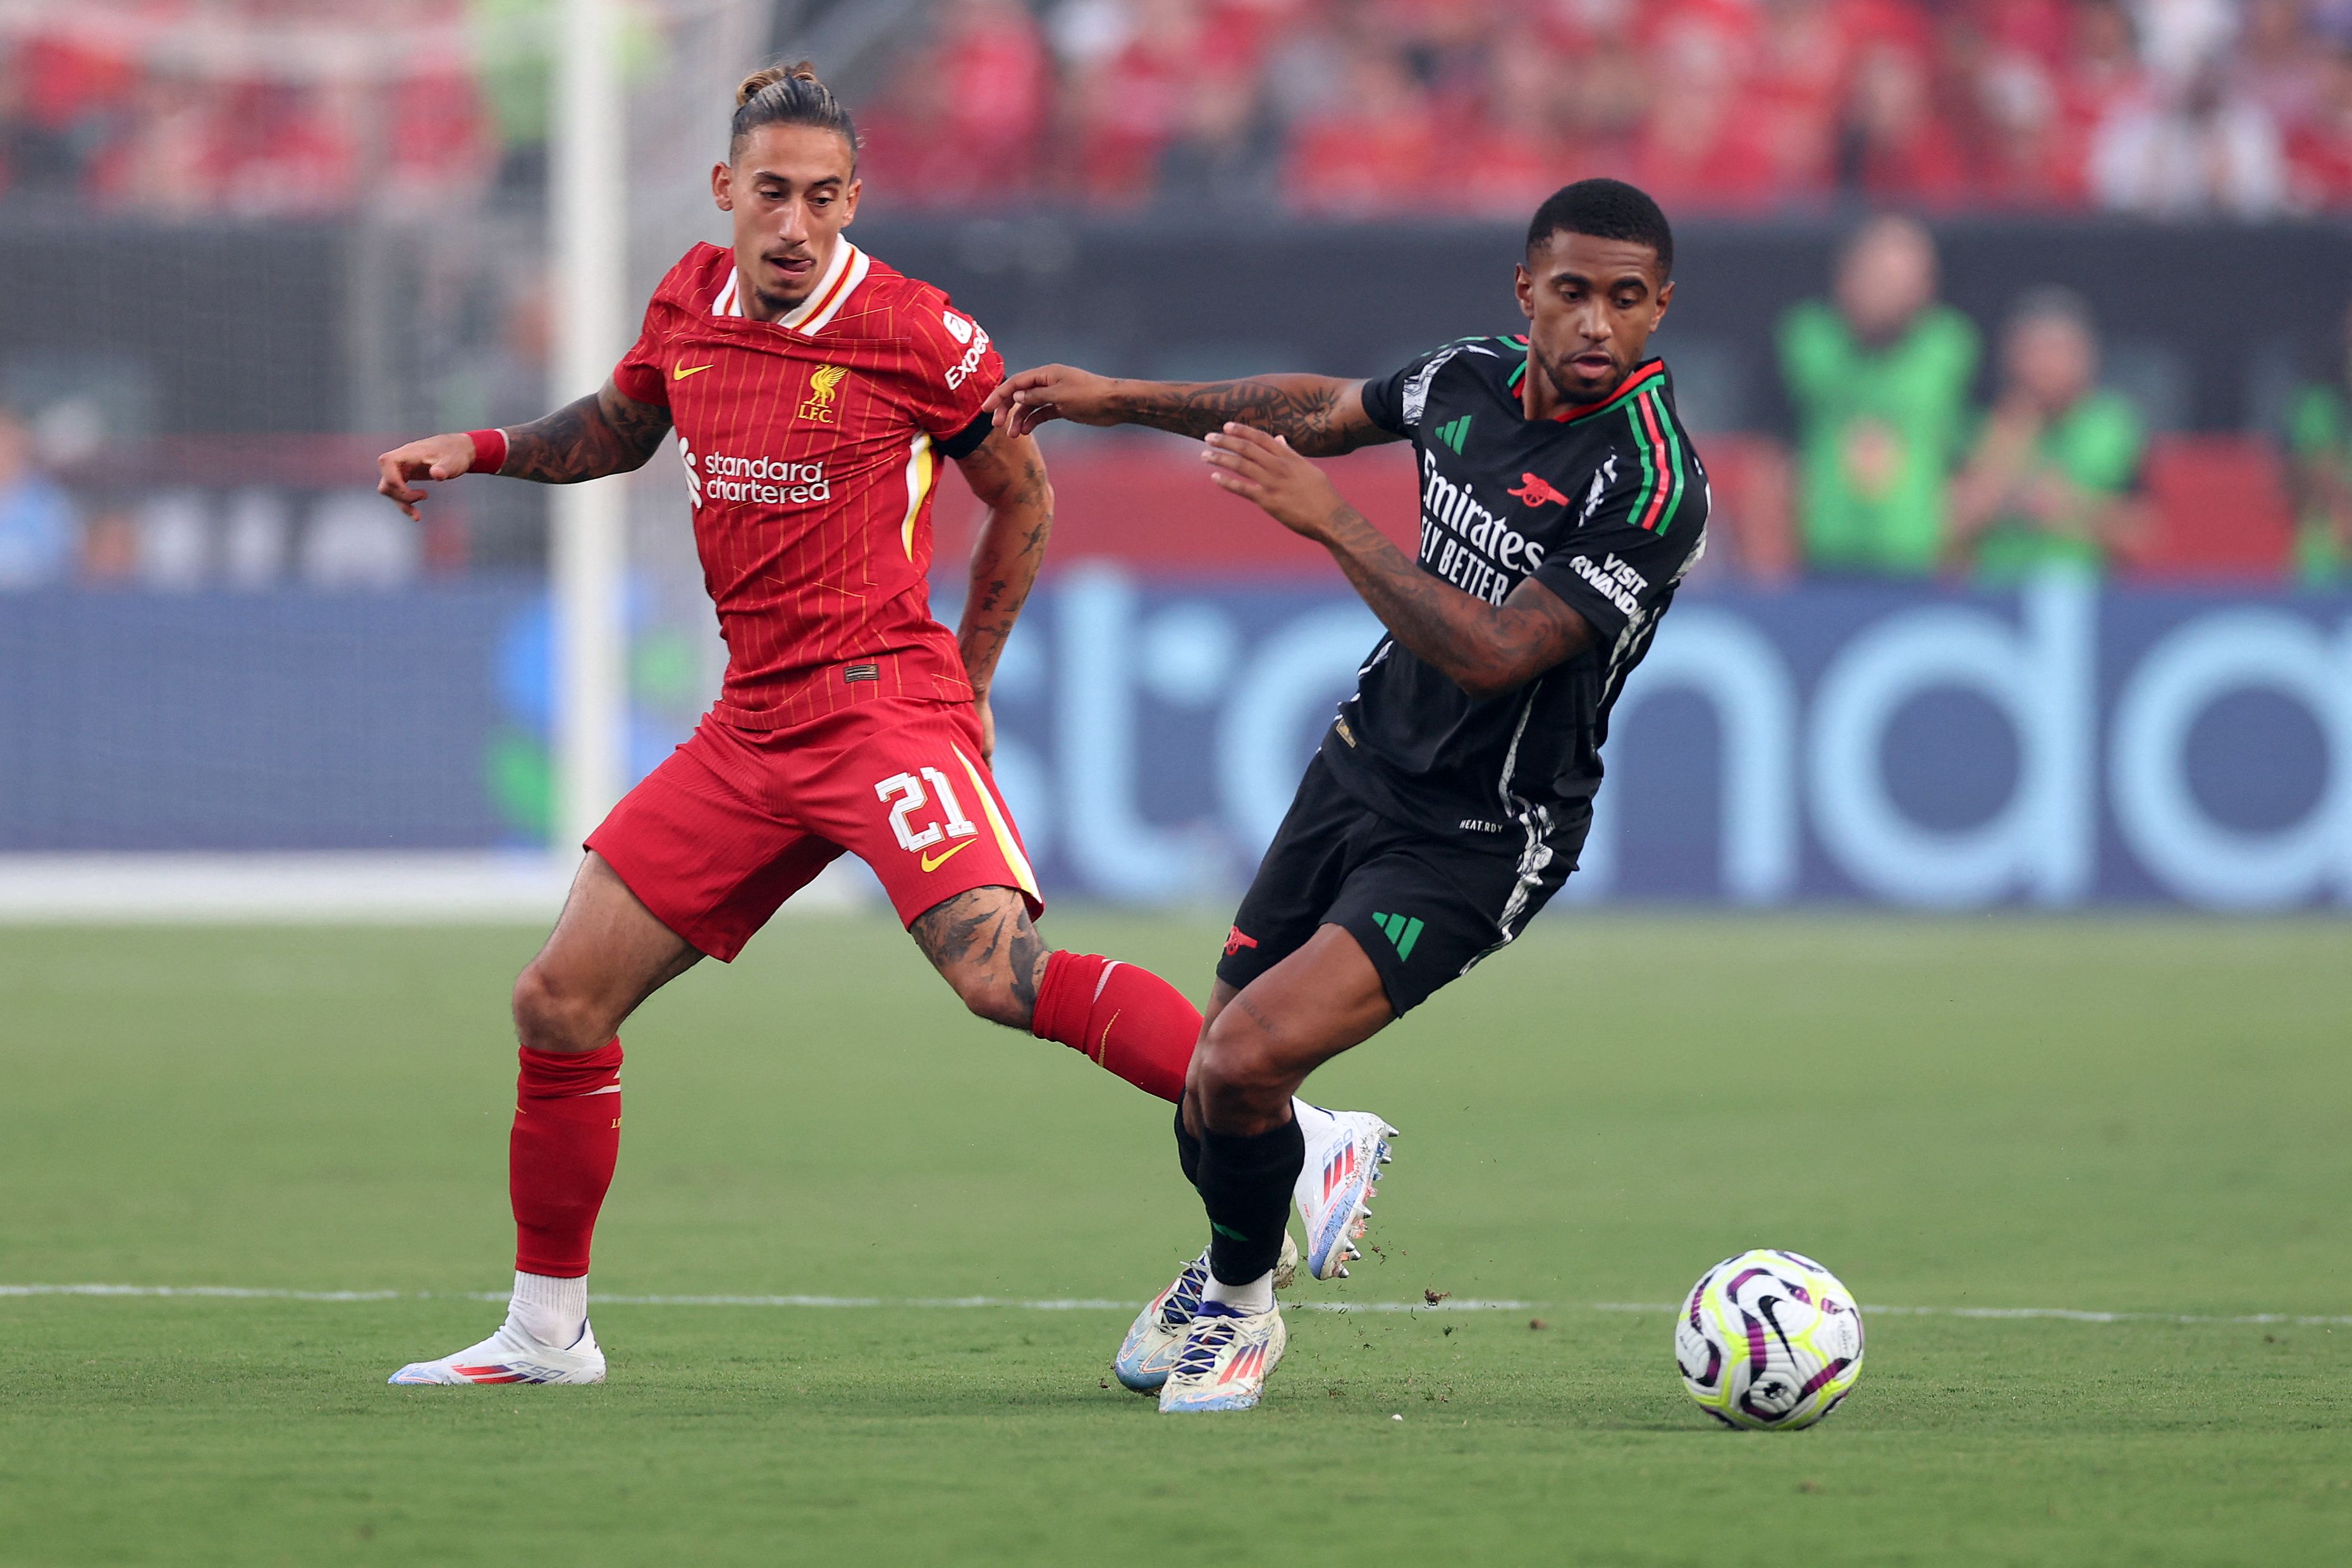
[1321,338,1710,849]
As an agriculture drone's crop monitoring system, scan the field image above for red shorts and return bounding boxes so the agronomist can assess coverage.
[584,699,1043,960]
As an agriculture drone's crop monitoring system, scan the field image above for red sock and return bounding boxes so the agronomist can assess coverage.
[1031,951,1199,1103]
[510,1039,623,1277]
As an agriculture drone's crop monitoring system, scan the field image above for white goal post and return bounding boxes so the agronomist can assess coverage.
[551,0,632,859]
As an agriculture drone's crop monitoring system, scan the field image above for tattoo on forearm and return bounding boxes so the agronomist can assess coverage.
[1318,505,1589,696]
[1112,377,1373,456]
[500,385,673,484]
[957,438,1054,686]
[911,889,1046,1022]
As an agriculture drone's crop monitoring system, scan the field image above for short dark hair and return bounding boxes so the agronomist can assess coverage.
[2004,283,2095,339]
[1526,179,1674,278]
[732,61,857,169]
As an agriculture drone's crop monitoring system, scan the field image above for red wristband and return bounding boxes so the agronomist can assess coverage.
[467,428,509,475]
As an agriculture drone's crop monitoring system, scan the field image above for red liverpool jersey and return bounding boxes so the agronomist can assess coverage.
[610,240,1005,730]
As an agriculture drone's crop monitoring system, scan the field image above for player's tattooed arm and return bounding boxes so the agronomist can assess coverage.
[376,384,669,517]
[1333,546,1594,702]
[1201,422,1594,701]
[1099,375,1388,455]
[985,366,1395,456]
[910,887,1049,1031]
[952,425,1053,692]
[498,380,675,484]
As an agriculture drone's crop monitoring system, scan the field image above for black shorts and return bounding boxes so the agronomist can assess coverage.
[1215,752,1589,1015]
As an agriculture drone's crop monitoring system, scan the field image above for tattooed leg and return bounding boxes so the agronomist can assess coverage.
[909,886,1049,1030]
[914,886,1204,1101]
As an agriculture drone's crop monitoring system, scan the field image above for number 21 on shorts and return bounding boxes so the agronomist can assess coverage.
[876,766,979,854]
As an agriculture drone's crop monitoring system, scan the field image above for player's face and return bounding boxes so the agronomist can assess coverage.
[1515,233,1672,408]
[711,124,862,321]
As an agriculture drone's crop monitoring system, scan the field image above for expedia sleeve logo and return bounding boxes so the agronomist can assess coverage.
[943,315,993,390]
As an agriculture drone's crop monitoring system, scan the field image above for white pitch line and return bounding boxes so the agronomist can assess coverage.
[0,1283,1528,1314]
[0,1284,408,1302]
[4,1285,2344,1325]
[1591,1302,2352,1328]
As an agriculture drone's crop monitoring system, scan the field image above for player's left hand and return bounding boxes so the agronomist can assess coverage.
[1201,423,1345,539]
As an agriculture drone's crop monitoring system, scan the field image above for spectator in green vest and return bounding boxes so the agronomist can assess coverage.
[1948,287,2147,584]
[2284,301,2352,587]
[1779,215,1980,576]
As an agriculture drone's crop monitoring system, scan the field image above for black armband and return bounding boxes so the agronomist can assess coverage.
[938,410,994,461]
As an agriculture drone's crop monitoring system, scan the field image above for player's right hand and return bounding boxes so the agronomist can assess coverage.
[984,365,1117,438]
[376,433,478,520]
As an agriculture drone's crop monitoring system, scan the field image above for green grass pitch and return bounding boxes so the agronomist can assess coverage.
[2,912,2348,1565]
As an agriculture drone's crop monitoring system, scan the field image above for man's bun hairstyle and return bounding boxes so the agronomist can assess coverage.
[1526,178,1674,278]
[731,59,857,168]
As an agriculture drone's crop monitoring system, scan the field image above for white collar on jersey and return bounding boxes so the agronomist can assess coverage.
[711,240,870,333]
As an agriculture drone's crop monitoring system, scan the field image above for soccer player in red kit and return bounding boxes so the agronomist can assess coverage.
[371,63,1390,1386]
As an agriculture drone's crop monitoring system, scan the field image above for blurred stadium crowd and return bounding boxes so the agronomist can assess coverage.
[7,215,2348,592]
[1702,214,2349,585]
[866,0,2352,217]
[8,0,2352,218]
[1,0,2349,594]
[0,1,499,215]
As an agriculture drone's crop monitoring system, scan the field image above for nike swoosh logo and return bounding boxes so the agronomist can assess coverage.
[673,364,713,380]
[919,840,975,873]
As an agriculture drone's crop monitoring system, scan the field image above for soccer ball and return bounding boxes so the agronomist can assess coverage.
[1674,1249,1865,1430]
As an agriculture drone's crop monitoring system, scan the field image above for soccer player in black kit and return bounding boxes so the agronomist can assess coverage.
[988,180,1706,1411]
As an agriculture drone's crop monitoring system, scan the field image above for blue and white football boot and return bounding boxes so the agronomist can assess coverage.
[1158,1299,1287,1413]
[1113,1232,1296,1393]
[1294,1107,1398,1280]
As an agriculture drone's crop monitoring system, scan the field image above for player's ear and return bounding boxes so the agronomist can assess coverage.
[710,162,735,212]
[1652,278,1674,327]
[1514,261,1534,321]
[840,176,861,225]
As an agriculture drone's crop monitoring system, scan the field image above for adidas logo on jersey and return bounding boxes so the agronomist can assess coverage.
[1433,414,1471,453]
[679,441,831,509]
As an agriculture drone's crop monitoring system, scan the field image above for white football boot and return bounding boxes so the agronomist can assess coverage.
[1158,1299,1288,1412]
[387,1314,606,1385]
[1113,1232,1297,1393]
[1295,1107,1398,1280]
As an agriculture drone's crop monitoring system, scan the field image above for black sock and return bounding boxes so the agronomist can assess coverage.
[1173,1105,1203,1191]
[1196,1117,1304,1287]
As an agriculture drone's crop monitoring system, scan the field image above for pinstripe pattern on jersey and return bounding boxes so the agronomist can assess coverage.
[613,242,1001,733]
